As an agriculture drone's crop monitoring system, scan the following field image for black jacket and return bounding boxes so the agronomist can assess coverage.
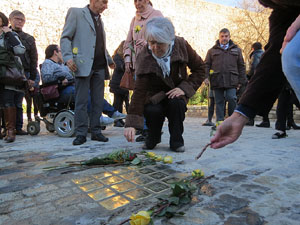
[109,54,129,96]
[248,49,264,79]
[13,29,38,81]
[259,0,300,10]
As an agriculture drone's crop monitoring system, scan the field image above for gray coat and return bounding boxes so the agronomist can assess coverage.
[60,5,113,79]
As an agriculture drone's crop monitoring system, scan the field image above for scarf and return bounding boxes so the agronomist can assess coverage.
[136,5,154,20]
[149,40,175,78]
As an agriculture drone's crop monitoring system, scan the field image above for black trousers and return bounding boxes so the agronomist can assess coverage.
[144,98,187,149]
[113,93,129,114]
[25,91,39,120]
[276,86,300,131]
[207,97,215,122]
[239,8,300,116]
[275,87,291,131]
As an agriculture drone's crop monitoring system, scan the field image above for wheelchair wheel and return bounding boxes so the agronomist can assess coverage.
[46,123,55,133]
[54,111,75,137]
[27,121,40,136]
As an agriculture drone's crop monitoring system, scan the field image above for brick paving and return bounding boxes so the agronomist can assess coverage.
[0,117,300,225]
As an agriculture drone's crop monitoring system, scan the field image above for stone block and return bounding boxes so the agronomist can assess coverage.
[35,188,74,203]
[10,202,55,220]
[22,184,58,197]
[0,192,22,204]
[0,215,10,225]
[8,198,35,211]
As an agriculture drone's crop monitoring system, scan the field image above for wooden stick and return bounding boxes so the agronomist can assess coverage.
[196,175,215,186]
[195,143,211,160]
[117,219,130,225]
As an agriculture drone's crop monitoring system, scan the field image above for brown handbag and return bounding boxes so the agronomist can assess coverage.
[40,84,59,101]
[120,71,135,90]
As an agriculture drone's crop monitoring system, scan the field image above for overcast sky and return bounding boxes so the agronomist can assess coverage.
[205,0,239,7]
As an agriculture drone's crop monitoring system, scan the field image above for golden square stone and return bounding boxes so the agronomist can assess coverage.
[79,181,104,192]
[124,188,152,200]
[88,188,115,201]
[102,176,123,185]
[111,181,136,193]
[120,171,139,180]
[72,177,94,185]
[92,172,113,179]
[99,195,130,210]
[131,176,154,185]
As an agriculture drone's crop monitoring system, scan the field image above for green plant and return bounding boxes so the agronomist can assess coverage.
[188,85,208,105]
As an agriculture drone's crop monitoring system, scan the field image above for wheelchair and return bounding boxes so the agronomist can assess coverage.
[27,78,75,137]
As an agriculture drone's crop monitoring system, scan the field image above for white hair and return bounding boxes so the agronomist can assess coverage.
[145,17,175,44]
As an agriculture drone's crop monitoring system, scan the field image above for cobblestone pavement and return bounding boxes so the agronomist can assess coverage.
[0,117,300,225]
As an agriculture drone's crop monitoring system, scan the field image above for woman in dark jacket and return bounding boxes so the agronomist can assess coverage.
[0,12,26,142]
[109,41,129,127]
[124,17,205,152]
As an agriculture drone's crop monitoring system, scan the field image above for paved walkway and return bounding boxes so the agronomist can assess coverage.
[0,117,300,225]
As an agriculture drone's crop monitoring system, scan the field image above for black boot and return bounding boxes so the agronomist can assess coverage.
[136,129,148,142]
[256,120,270,128]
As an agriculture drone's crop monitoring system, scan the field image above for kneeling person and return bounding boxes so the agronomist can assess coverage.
[124,17,205,152]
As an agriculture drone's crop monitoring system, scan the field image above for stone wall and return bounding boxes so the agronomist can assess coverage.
[2,0,246,62]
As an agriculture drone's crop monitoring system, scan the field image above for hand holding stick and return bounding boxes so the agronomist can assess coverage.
[195,143,211,160]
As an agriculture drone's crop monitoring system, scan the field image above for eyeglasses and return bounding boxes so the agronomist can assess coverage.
[13,17,25,23]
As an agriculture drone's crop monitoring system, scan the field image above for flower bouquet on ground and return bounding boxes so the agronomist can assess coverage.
[42,150,174,173]
[43,149,137,172]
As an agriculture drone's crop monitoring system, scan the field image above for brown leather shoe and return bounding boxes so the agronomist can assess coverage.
[4,107,16,143]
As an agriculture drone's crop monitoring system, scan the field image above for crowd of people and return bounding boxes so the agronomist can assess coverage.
[1,0,299,152]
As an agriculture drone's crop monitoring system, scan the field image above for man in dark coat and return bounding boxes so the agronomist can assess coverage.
[205,28,246,122]
[211,0,300,149]
[9,10,38,135]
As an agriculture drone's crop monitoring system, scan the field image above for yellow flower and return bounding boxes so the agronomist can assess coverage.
[72,47,78,55]
[146,152,156,159]
[216,121,223,127]
[130,211,151,225]
[155,155,162,162]
[209,69,214,75]
[134,25,142,33]
[163,156,173,164]
[192,169,204,178]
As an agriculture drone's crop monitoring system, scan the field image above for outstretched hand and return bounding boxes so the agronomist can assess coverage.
[210,112,248,149]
